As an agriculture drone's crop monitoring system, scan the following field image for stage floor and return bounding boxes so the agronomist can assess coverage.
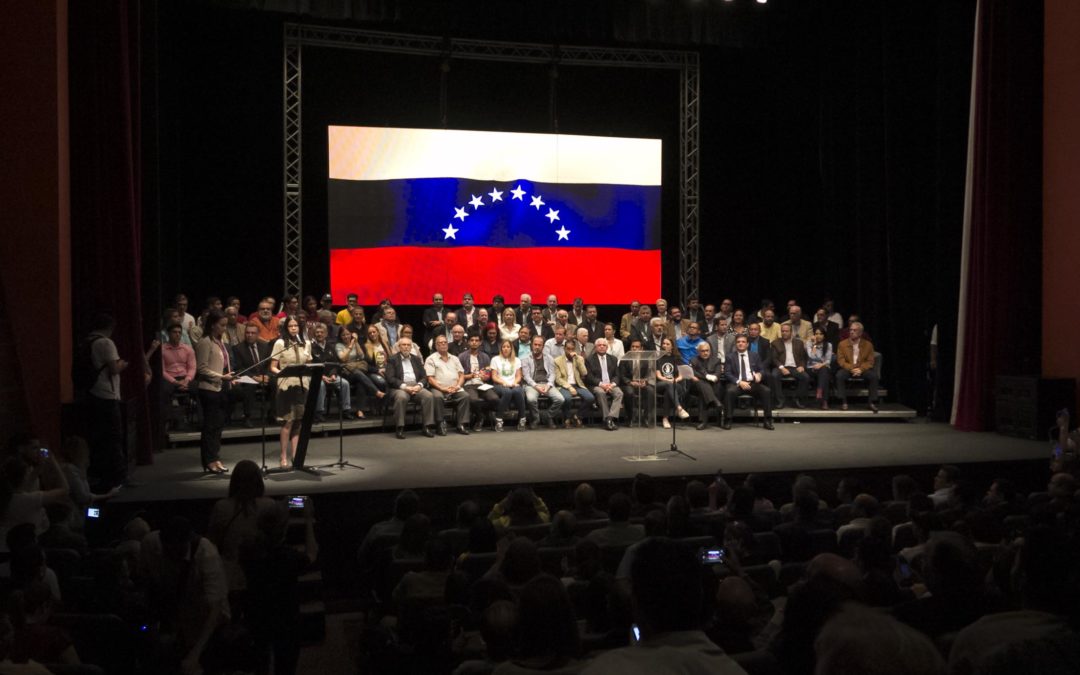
[119,420,1048,503]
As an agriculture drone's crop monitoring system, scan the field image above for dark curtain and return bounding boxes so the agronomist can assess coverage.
[952,0,1043,431]
[69,0,155,463]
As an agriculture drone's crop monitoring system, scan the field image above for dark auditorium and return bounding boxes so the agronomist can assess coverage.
[4,1,1080,673]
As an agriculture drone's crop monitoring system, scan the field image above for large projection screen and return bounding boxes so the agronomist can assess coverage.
[327,126,662,305]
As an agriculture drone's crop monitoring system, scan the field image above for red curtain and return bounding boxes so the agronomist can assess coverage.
[952,0,1042,430]
[69,0,154,463]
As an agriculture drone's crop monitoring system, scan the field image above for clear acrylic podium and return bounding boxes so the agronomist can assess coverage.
[618,351,664,462]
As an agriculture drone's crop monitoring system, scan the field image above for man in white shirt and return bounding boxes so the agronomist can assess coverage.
[929,465,959,508]
[456,292,480,330]
[769,323,810,409]
[387,337,436,439]
[425,335,470,435]
[585,338,623,431]
[521,336,565,429]
[603,323,626,359]
[544,326,569,360]
[85,313,129,489]
[542,294,560,324]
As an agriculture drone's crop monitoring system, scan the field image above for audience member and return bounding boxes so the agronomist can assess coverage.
[814,603,945,675]
[585,494,643,547]
[206,459,275,591]
[572,483,608,521]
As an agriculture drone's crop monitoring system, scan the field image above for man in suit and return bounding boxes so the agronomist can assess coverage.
[619,301,641,340]
[447,324,468,356]
[665,306,691,342]
[747,322,773,371]
[521,335,565,429]
[526,306,554,342]
[585,337,623,431]
[553,309,576,340]
[836,321,879,412]
[781,305,813,342]
[770,322,810,409]
[689,341,723,429]
[685,296,705,325]
[580,305,604,343]
[310,321,351,422]
[376,306,402,348]
[571,297,586,327]
[706,318,730,365]
[421,292,447,354]
[514,293,533,325]
[554,339,595,428]
[233,323,271,427]
[456,293,481,331]
[386,336,437,439]
[723,334,774,430]
[574,327,594,359]
[542,294,560,324]
[619,339,655,427]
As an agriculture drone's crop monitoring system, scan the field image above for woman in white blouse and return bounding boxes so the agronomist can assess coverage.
[270,316,312,467]
[489,340,528,432]
[498,307,522,343]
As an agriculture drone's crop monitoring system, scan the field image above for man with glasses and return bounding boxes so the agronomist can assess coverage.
[387,337,437,439]
[250,300,280,342]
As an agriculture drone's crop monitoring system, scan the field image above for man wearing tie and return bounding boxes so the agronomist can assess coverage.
[619,339,655,428]
[233,324,271,427]
[585,338,623,431]
[722,334,775,430]
[422,293,447,354]
[386,337,437,439]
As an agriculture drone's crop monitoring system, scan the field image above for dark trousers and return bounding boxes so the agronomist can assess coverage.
[656,380,686,416]
[836,368,879,402]
[771,367,810,402]
[810,366,831,396]
[466,386,500,419]
[235,382,269,421]
[198,389,228,467]
[87,394,126,489]
[724,382,773,421]
[623,383,656,421]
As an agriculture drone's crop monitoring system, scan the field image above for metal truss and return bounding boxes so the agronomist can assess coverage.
[283,23,701,300]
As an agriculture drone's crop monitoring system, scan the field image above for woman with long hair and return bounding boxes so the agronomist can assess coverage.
[207,459,275,590]
[335,327,380,418]
[498,307,522,343]
[807,326,834,410]
[656,337,691,429]
[270,316,311,468]
[361,324,391,394]
[490,339,527,432]
[195,309,233,474]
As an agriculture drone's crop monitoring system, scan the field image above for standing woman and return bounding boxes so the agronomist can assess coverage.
[656,337,691,429]
[807,327,834,410]
[270,316,312,468]
[195,309,233,474]
[490,339,528,432]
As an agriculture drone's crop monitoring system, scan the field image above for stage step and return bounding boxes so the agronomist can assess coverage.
[733,402,916,420]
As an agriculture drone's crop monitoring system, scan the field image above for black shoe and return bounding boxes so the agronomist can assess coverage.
[529,418,539,430]
[472,419,484,432]
[314,414,327,424]
[869,402,879,413]
[423,426,436,438]
[547,417,557,429]
[436,422,448,436]
[456,424,470,435]
[795,399,806,409]
[395,427,406,440]
[242,418,254,428]
[775,399,786,410]
[605,418,617,431]
[763,420,775,430]
[696,421,707,430]
[721,420,732,430]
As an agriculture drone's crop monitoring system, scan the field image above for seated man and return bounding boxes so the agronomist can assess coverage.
[620,339,656,428]
[448,323,468,356]
[619,300,641,340]
[836,321,879,412]
[676,321,705,364]
[770,322,810,409]
[521,335,565,429]
[310,322,351,422]
[459,330,499,432]
[689,341,723,429]
[585,338,624,431]
[722,334,774,430]
[250,300,280,343]
[386,337,437,439]
[425,335,471,435]
[554,340,595,428]
[543,325,569,360]
[526,307,553,342]
[160,321,196,428]
[232,323,270,427]
[573,326,594,360]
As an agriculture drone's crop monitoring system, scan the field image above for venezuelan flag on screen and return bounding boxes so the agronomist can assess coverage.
[327,126,662,305]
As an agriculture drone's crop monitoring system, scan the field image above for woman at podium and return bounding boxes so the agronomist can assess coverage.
[270,316,312,467]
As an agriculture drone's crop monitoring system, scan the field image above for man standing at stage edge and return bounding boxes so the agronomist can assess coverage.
[81,313,129,489]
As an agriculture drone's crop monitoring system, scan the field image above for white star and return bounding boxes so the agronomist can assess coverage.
[555,226,570,241]
[545,208,560,224]
[530,195,545,210]
[488,188,503,202]
[469,194,484,209]
[510,185,526,200]
[454,207,469,221]
[442,224,459,239]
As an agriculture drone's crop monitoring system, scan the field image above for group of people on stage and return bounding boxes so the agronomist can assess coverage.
[155,291,882,462]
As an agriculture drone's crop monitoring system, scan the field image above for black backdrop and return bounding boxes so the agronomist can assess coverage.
[142,0,977,414]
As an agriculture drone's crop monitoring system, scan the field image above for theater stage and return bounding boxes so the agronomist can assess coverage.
[118,418,1048,504]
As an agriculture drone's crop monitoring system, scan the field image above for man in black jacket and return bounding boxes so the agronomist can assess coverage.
[585,338,623,430]
[386,337,437,439]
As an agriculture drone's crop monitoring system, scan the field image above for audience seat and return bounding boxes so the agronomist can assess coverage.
[733,649,783,675]
[882,500,909,525]
[508,523,551,542]
[600,544,631,574]
[52,613,133,675]
[891,523,917,552]
[537,546,576,577]
[752,531,782,562]
[459,552,497,583]
[837,528,866,558]
[574,519,610,536]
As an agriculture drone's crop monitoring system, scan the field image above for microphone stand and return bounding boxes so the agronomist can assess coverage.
[234,344,290,475]
[311,362,365,472]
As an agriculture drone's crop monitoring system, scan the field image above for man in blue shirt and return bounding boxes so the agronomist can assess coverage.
[676,321,705,364]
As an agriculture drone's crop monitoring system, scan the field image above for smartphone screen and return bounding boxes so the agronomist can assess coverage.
[288,496,307,509]
[86,507,100,519]
[700,548,727,565]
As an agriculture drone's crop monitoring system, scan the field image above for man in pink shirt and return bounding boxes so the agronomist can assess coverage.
[161,321,197,429]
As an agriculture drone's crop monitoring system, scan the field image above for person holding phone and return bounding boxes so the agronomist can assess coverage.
[0,442,70,554]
